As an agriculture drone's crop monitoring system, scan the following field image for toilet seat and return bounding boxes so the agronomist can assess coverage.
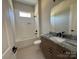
[34,40,41,45]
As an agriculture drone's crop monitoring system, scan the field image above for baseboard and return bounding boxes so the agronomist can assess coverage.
[2,47,16,59]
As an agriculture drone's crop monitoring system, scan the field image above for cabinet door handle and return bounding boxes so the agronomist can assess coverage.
[48,48,53,54]
[63,50,66,53]
[48,48,52,51]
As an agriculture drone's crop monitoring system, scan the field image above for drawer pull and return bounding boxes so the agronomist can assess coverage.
[63,50,66,53]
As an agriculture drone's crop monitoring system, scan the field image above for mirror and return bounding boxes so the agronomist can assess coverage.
[50,0,77,36]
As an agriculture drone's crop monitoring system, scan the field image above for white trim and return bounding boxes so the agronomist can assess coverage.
[2,47,10,57]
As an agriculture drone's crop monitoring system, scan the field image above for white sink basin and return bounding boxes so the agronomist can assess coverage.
[66,40,77,46]
[50,37,66,43]
[50,37,77,47]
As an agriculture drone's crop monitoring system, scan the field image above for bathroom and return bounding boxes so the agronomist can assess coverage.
[2,0,77,59]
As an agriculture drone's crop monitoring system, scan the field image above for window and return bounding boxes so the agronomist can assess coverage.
[19,11,31,18]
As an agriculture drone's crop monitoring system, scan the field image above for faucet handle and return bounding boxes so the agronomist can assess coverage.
[61,31,65,34]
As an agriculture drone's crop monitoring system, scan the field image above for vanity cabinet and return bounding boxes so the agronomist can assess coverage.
[40,37,76,59]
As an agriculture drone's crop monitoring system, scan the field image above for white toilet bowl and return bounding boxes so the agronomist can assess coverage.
[33,40,41,45]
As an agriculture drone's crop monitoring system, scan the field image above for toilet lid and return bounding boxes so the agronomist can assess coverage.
[34,40,41,44]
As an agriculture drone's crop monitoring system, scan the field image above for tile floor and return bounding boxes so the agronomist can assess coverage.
[16,45,45,59]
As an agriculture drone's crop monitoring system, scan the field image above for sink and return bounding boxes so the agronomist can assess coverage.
[50,37,77,47]
[66,40,77,46]
[50,37,66,43]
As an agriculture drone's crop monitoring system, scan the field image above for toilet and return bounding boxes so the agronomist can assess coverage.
[33,40,41,45]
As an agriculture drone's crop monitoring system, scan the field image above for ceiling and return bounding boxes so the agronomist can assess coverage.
[15,0,38,6]
[14,0,64,7]
[53,0,64,7]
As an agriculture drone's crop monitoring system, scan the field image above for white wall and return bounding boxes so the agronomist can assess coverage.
[2,0,16,59]
[2,0,15,54]
[51,0,77,35]
[70,1,77,35]
[34,2,40,37]
[14,2,36,42]
[40,0,53,35]
[2,16,9,54]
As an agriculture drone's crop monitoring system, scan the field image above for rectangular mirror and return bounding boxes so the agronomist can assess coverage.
[50,0,77,36]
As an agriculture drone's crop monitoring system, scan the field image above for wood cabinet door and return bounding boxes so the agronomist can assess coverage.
[40,37,76,59]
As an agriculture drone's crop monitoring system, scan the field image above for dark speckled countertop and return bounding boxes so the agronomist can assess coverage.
[41,33,77,53]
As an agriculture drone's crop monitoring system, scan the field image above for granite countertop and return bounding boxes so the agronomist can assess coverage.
[41,33,77,53]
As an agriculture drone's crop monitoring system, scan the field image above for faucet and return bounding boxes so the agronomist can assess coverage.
[57,31,65,38]
[61,31,65,38]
